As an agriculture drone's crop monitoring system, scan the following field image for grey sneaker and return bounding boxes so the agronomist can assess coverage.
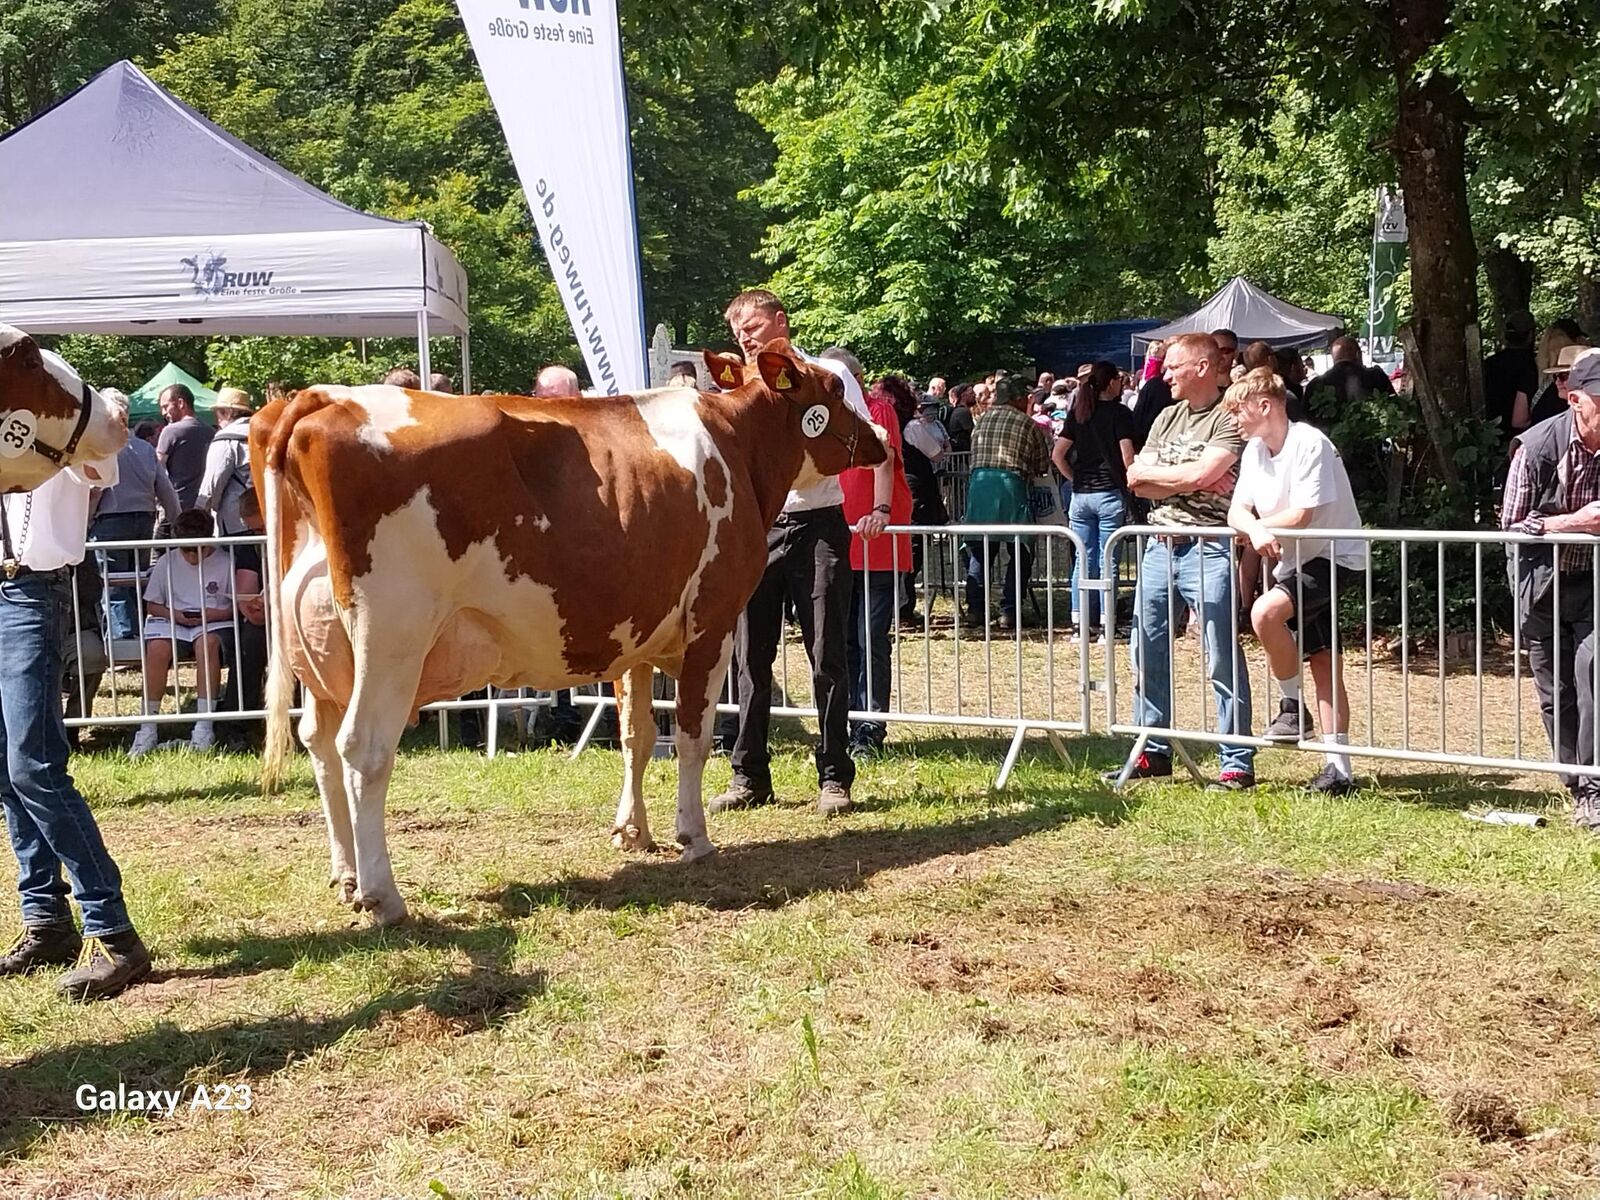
[1264,698,1309,742]
[707,783,776,814]
[818,781,853,816]
[1572,790,1600,832]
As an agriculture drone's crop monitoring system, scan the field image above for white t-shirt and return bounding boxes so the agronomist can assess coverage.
[0,456,120,571]
[1234,422,1364,580]
[784,352,876,513]
[143,547,235,641]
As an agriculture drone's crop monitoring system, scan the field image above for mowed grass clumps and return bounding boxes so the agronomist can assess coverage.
[1,730,1599,1198]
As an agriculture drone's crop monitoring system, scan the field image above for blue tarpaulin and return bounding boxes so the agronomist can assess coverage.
[1017,319,1165,372]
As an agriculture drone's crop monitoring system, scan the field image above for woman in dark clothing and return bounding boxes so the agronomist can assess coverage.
[944,384,976,454]
[1051,360,1135,641]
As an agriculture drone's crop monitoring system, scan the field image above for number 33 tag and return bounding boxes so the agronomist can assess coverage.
[801,405,829,439]
[0,410,37,459]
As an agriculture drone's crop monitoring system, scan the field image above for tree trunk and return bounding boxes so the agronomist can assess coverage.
[1389,0,1478,444]
[1483,245,1533,339]
[1581,272,1600,337]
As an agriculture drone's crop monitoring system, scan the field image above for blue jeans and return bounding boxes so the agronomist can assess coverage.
[847,571,900,747]
[0,571,132,936]
[964,538,1033,620]
[1069,490,1126,629]
[1133,537,1254,774]
[89,510,154,640]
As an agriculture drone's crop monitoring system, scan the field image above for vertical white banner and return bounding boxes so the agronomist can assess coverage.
[457,0,647,394]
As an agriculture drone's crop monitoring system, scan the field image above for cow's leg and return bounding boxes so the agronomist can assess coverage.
[673,631,736,863]
[300,694,357,906]
[611,664,657,851]
[334,666,419,927]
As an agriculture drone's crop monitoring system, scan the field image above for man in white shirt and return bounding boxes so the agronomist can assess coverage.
[197,387,255,537]
[0,455,152,1000]
[1225,367,1365,793]
[712,289,892,816]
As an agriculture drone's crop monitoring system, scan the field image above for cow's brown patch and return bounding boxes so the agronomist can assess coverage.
[0,334,79,421]
[702,455,729,513]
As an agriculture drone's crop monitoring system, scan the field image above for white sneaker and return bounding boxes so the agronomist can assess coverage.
[189,722,215,752]
[129,724,158,758]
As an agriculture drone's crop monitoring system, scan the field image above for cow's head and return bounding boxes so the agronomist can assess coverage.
[0,325,128,491]
[754,341,888,488]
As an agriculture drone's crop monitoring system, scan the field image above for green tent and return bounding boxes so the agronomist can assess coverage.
[127,363,219,425]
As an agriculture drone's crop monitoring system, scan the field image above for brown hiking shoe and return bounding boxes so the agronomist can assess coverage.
[707,783,776,814]
[818,781,853,817]
[56,929,151,1002]
[0,921,82,975]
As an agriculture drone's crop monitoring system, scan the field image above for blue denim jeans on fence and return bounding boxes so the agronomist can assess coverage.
[88,510,155,641]
[1132,536,1254,775]
[1069,489,1125,630]
[847,571,901,748]
[0,571,132,937]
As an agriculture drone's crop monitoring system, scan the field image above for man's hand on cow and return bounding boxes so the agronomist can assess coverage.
[856,512,888,540]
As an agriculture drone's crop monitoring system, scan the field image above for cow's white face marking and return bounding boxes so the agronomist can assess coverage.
[38,348,86,401]
[316,384,419,452]
[0,324,25,353]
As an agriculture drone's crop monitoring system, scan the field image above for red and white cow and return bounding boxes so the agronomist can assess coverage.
[253,340,888,925]
[0,325,128,492]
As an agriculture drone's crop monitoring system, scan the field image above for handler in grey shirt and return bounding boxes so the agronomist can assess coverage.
[91,389,181,639]
[156,383,214,510]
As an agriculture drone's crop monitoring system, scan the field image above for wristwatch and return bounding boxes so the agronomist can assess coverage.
[872,505,891,514]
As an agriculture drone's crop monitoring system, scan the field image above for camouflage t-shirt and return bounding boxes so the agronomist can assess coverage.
[1138,396,1245,528]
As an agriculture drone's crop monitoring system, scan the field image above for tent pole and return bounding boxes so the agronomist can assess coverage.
[461,331,472,395]
[416,310,433,384]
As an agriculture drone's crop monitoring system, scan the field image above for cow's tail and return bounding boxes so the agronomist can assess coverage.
[261,459,294,794]
[258,390,333,795]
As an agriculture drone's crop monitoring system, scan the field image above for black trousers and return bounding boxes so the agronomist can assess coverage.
[730,506,855,792]
[1523,573,1600,792]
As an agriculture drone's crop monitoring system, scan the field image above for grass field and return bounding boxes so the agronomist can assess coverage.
[2,723,1598,1200]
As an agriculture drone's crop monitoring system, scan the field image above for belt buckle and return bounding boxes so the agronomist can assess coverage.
[2,559,17,580]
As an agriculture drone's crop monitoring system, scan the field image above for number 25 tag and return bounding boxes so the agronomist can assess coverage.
[801,405,829,439]
[0,410,37,459]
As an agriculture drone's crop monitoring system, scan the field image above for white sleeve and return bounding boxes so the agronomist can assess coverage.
[1232,443,1259,512]
[144,554,170,607]
[1288,431,1333,510]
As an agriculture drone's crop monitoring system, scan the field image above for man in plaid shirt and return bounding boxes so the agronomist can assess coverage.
[1502,347,1600,827]
[963,377,1053,630]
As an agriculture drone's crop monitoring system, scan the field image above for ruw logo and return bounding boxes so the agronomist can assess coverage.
[518,0,593,12]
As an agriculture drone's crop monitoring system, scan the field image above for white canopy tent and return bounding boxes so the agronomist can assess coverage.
[1131,276,1342,359]
[0,60,472,387]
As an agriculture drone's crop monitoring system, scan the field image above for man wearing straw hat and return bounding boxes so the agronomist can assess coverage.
[1503,347,1600,829]
[198,387,257,537]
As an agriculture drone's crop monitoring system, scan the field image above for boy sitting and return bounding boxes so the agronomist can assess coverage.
[1225,368,1365,793]
[130,509,234,755]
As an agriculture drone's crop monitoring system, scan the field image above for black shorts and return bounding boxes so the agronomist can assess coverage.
[1273,559,1363,660]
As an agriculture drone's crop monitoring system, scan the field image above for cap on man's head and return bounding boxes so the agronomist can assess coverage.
[917,394,940,409]
[1568,347,1600,393]
[1050,380,1071,395]
[1547,342,1595,375]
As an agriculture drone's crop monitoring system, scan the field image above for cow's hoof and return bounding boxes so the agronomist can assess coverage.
[329,874,357,906]
[676,835,718,864]
[356,890,409,927]
[611,823,655,852]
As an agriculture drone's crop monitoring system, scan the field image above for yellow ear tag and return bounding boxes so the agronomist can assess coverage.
[774,368,793,391]
[720,365,736,385]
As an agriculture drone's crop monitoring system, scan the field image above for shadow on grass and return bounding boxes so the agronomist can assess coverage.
[1364,770,1556,811]
[0,922,542,1155]
[481,785,1133,916]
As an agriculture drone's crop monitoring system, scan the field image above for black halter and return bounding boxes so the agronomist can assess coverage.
[25,379,95,467]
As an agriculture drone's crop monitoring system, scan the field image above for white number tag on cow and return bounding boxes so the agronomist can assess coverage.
[0,410,37,459]
[801,405,830,439]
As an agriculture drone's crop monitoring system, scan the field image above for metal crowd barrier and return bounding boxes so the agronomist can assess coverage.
[1102,524,1598,786]
[63,523,1600,795]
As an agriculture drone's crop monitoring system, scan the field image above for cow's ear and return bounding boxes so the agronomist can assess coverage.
[757,350,803,396]
[703,350,744,390]
[0,335,40,370]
